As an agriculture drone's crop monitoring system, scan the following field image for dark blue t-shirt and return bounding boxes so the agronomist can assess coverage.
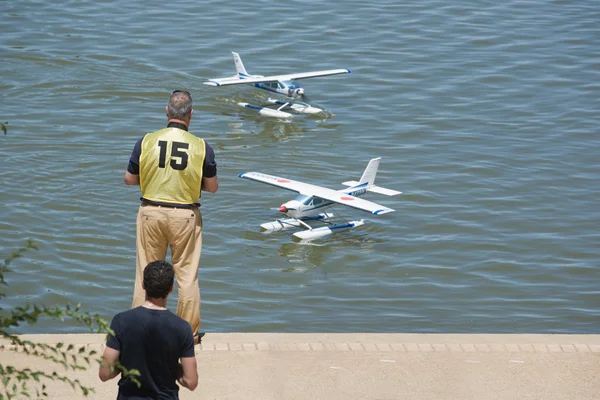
[106,306,195,400]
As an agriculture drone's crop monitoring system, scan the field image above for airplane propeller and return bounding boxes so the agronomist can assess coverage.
[287,88,304,98]
[300,94,312,103]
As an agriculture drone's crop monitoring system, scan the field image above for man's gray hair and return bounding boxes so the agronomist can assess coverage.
[167,91,193,119]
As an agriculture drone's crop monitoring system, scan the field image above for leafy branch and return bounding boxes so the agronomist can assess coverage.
[0,242,139,399]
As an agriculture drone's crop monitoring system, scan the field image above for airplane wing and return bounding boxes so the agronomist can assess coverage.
[238,171,394,215]
[269,69,351,81]
[204,69,350,87]
[203,76,262,87]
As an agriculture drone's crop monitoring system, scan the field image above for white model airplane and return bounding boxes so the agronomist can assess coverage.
[204,52,351,119]
[238,158,401,240]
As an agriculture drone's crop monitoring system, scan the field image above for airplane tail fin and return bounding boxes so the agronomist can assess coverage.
[232,52,249,77]
[342,157,402,196]
[358,157,380,187]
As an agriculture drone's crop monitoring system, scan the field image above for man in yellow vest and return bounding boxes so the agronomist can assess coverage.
[124,90,218,344]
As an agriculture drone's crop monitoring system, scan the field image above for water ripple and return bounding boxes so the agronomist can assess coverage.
[1,0,599,334]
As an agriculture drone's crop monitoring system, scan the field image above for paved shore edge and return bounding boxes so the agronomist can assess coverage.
[2,333,599,400]
[3,332,600,352]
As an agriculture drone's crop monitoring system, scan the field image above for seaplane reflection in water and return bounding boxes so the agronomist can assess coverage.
[205,52,350,119]
[238,158,401,241]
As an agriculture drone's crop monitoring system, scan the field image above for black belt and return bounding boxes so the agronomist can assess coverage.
[141,200,199,209]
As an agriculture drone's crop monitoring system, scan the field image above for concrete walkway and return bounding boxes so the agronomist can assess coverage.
[1,333,599,399]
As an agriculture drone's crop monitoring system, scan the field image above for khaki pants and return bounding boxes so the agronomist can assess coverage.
[132,204,203,334]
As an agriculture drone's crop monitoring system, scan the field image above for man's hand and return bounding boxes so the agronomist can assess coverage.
[99,347,121,382]
[177,356,198,391]
[202,176,218,193]
[124,170,140,185]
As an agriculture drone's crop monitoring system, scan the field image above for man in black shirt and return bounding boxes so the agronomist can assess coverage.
[99,260,198,399]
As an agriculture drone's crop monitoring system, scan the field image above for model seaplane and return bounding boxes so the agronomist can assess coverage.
[238,158,401,240]
[204,52,351,119]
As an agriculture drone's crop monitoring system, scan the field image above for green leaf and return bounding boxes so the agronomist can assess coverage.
[0,243,141,399]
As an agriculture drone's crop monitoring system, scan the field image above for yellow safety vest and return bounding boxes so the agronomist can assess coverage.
[139,128,206,204]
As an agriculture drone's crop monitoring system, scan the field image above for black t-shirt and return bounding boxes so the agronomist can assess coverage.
[106,306,195,400]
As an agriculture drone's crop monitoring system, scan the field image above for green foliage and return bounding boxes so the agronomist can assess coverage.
[0,241,140,399]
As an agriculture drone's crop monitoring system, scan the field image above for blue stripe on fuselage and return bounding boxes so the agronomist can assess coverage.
[303,201,334,213]
[302,183,370,212]
[345,182,368,197]
[254,83,281,94]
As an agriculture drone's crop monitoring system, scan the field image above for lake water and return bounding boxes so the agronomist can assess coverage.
[1,0,599,334]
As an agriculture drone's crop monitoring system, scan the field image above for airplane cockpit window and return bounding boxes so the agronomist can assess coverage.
[277,82,285,89]
[312,197,326,206]
[295,194,311,205]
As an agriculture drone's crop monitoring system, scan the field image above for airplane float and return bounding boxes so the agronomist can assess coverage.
[238,158,401,240]
[204,52,351,119]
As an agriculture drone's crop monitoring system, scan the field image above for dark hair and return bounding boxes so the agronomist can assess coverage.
[167,91,193,119]
[143,260,174,299]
